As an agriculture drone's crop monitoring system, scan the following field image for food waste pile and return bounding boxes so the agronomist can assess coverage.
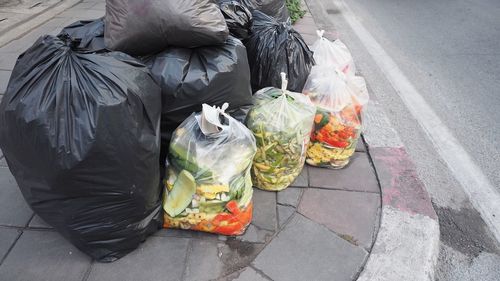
[0,0,369,262]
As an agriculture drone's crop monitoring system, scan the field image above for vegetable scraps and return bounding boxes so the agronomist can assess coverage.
[307,106,361,169]
[163,104,256,236]
[246,73,315,191]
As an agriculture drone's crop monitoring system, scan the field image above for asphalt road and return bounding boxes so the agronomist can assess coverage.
[344,0,500,194]
[306,0,500,280]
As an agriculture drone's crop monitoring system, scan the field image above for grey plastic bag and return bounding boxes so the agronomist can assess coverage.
[242,0,289,22]
[105,0,229,56]
[143,36,253,166]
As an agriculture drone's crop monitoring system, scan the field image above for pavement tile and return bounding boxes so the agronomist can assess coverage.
[299,188,380,249]
[0,167,33,227]
[233,267,269,281]
[218,239,266,276]
[235,224,273,244]
[154,227,218,240]
[0,70,11,95]
[308,152,379,193]
[294,15,316,28]
[277,187,303,207]
[91,1,106,11]
[0,156,6,167]
[0,230,91,281]
[0,228,20,261]
[355,138,367,152]
[72,1,100,9]
[289,165,308,187]
[56,8,104,19]
[300,33,317,46]
[87,236,189,281]
[0,52,18,71]
[1,24,56,54]
[252,214,367,281]
[251,189,277,231]
[277,205,295,228]
[28,215,53,229]
[293,24,317,37]
[184,240,224,281]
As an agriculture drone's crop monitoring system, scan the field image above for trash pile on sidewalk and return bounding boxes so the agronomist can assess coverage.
[0,0,369,263]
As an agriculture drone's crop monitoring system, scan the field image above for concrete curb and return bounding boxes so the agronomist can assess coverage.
[303,0,441,279]
[358,104,440,281]
[0,0,82,48]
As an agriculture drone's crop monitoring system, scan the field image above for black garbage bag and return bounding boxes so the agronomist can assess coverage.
[144,36,253,165]
[105,0,229,56]
[244,10,314,92]
[0,35,162,262]
[217,0,253,40]
[242,0,289,22]
[59,18,105,52]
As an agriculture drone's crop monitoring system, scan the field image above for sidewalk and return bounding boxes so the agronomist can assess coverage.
[0,1,438,281]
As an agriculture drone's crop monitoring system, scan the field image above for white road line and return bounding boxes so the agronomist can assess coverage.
[331,0,500,242]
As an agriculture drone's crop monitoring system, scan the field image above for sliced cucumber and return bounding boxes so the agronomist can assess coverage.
[163,170,197,217]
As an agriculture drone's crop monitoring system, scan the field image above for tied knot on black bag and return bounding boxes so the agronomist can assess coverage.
[57,33,83,50]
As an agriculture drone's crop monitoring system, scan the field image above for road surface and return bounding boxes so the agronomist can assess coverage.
[306,0,500,279]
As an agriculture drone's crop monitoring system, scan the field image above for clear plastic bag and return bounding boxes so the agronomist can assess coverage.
[163,104,256,235]
[303,65,369,169]
[312,30,356,76]
[246,73,316,191]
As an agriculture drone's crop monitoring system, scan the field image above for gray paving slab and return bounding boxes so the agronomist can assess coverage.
[28,215,52,229]
[0,156,6,167]
[235,224,273,244]
[184,240,224,281]
[154,227,218,241]
[251,189,277,231]
[355,138,367,152]
[218,239,266,277]
[253,214,367,281]
[0,167,33,226]
[0,52,18,71]
[300,33,317,46]
[299,188,380,249]
[293,24,317,37]
[289,165,308,187]
[277,187,303,207]
[277,205,295,228]
[0,70,11,94]
[308,152,380,193]
[55,8,104,19]
[0,227,20,261]
[91,1,105,10]
[87,236,189,281]
[234,267,270,281]
[0,230,91,281]
[0,23,56,53]
[71,1,100,9]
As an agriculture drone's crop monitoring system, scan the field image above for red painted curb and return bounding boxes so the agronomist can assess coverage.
[369,147,437,220]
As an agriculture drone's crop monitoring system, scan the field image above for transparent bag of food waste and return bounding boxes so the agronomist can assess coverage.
[246,73,316,191]
[164,103,256,235]
[312,30,356,76]
[302,65,369,169]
